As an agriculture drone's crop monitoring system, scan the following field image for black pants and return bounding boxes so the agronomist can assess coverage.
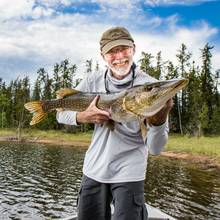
[77,175,148,220]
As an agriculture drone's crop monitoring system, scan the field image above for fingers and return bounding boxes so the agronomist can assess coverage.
[93,115,110,124]
[90,95,100,106]
[164,98,174,111]
[56,108,64,112]
[76,95,110,124]
[90,95,110,117]
[147,98,174,126]
[167,98,174,107]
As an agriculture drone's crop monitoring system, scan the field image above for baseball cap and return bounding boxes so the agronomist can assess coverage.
[100,27,134,54]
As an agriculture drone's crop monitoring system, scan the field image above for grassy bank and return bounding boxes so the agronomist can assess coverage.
[167,135,220,162]
[0,128,220,162]
[0,128,92,144]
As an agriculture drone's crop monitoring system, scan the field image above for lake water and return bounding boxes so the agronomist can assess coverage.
[0,142,219,220]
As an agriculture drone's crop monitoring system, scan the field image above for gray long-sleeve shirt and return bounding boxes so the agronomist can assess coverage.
[56,67,169,183]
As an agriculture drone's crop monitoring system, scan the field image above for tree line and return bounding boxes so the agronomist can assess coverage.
[0,44,219,135]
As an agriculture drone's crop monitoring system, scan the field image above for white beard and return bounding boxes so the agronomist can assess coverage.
[109,58,133,77]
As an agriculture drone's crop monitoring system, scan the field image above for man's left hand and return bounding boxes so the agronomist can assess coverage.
[147,98,174,126]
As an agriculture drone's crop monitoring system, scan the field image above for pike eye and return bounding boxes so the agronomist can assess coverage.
[146,86,152,91]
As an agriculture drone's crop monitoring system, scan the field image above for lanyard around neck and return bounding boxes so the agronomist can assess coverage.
[104,63,136,94]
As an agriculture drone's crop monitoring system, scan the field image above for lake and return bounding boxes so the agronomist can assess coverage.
[0,142,219,219]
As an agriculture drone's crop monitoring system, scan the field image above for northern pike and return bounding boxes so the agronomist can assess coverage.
[24,78,188,128]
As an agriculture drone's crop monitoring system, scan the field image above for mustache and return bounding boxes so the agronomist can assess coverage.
[112,58,129,65]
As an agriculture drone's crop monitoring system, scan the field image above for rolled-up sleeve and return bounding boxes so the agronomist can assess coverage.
[56,110,78,126]
[146,119,169,155]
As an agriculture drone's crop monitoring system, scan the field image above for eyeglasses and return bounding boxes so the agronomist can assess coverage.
[105,46,132,58]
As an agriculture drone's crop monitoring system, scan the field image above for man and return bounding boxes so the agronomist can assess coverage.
[56,27,173,220]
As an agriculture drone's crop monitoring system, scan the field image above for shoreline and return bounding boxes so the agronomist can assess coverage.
[0,135,219,170]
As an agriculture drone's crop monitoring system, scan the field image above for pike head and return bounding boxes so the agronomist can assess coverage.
[123,78,189,117]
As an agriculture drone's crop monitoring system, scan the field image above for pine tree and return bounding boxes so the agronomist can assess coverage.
[52,63,61,97]
[199,43,215,134]
[139,52,155,76]
[155,51,162,80]
[209,69,220,134]
[165,61,180,133]
[176,44,192,134]
[95,61,100,72]
[185,61,202,135]
[0,80,10,128]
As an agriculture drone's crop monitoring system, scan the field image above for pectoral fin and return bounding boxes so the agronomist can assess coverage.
[56,88,81,99]
[140,119,148,141]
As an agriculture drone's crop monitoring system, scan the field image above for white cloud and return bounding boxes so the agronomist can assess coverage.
[134,21,219,71]
[144,0,216,7]
[0,12,107,82]
[36,0,72,7]
[0,0,34,21]
[32,5,54,19]
[0,0,219,84]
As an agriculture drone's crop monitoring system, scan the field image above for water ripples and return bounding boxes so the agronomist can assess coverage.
[0,142,220,219]
[145,156,220,219]
[0,143,84,219]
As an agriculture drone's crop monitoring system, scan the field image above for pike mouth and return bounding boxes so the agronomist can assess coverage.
[173,79,189,90]
[159,79,189,99]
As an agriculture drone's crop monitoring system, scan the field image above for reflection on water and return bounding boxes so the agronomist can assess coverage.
[145,157,220,220]
[0,142,84,219]
[0,142,219,219]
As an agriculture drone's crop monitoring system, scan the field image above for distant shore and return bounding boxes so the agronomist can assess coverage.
[0,128,219,170]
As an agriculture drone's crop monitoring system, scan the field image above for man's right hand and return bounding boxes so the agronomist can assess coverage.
[76,95,110,124]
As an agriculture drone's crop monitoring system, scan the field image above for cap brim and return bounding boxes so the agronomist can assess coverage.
[102,39,133,54]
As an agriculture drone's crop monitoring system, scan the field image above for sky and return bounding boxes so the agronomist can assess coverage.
[0,0,220,84]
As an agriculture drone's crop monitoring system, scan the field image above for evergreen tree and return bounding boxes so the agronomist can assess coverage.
[176,44,192,134]
[184,61,202,135]
[60,59,77,88]
[165,61,180,133]
[52,63,61,97]
[209,69,220,134]
[139,52,155,76]
[42,74,53,100]
[199,43,215,134]
[155,51,162,80]
[32,79,41,100]
[0,81,10,128]
[95,61,100,72]
[85,59,93,73]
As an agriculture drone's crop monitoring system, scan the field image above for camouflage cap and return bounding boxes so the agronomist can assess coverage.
[100,27,134,54]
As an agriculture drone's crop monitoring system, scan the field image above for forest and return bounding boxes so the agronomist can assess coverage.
[0,43,219,136]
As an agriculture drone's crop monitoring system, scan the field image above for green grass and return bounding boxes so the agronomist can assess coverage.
[167,134,220,161]
[0,128,92,143]
[0,128,220,161]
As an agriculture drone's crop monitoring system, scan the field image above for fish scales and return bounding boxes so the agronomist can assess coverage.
[24,78,189,126]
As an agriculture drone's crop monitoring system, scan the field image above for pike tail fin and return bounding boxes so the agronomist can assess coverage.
[24,101,48,125]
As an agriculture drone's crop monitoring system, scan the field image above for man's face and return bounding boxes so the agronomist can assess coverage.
[103,45,135,79]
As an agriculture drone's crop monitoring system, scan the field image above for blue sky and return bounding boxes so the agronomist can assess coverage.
[0,0,219,83]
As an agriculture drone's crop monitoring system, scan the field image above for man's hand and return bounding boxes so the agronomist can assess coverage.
[76,95,110,124]
[147,98,174,126]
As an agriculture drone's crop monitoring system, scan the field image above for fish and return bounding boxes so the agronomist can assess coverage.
[24,78,188,130]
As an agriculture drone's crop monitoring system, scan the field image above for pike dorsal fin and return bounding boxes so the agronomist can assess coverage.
[56,88,80,99]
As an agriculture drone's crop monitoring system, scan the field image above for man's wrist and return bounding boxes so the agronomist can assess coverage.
[148,116,167,126]
[76,112,81,125]
[150,120,166,126]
